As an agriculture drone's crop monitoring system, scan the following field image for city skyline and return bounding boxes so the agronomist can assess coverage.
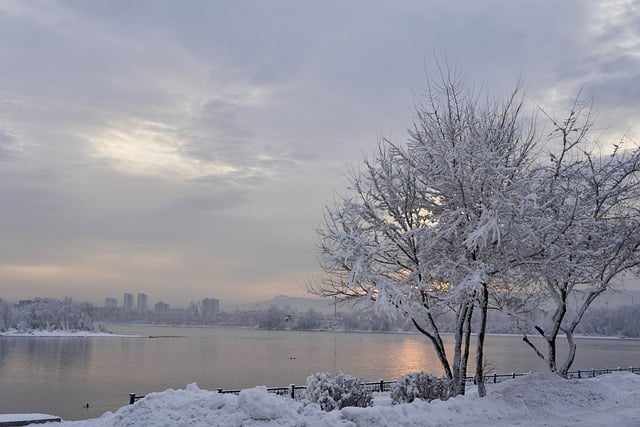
[102,292,220,311]
[1,2,639,306]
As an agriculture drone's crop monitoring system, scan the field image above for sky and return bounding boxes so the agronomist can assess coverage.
[1,1,639,308]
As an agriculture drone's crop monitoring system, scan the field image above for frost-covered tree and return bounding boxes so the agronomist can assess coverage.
[313,71,539,396]
[11,297,97,331]
[508,99,640,377]
[313,71,640,393]
[257,305,291,330]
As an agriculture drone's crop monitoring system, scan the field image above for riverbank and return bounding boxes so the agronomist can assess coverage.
[0,413,61,426]
[4,326,639,420]
[22,371,640,426]
[3,325,638,342]
[0,329,141,337]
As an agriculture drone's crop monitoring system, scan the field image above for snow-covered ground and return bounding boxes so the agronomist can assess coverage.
[0,329,140,337]
[18,372,638,426]
[0,413,60,423]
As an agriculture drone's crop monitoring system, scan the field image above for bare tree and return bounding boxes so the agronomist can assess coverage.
[509,99,640,377]
[313,70,538,396]
[313,68,640,395]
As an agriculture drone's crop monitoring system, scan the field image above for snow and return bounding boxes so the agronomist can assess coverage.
[0,329,140,337]
[19,372,638,426]
[0,413,60,422]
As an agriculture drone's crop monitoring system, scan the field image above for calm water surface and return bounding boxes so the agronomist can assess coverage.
[1,325,639,420]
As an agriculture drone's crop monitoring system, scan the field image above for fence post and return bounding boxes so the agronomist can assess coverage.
[512,372,515,379]
[379,379,384,392]
[290,384,295,400]
[493,373,497,384]
[605,367,609,374]
[129,393,136,405]
[577,370,581,379]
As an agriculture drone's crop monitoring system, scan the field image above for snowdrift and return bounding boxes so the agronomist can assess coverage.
[51,372,640,426]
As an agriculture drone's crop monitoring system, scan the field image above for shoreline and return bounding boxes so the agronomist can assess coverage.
[2,325,638,342]
[0,329,142,338]
[110,324,640,341]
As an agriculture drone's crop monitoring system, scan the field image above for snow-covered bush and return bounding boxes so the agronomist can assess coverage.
[304,372,372,411]
[390,372,455,404]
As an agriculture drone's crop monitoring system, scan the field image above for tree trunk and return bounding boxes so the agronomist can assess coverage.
[411,317,453,378]
[452,302,471,395]
[545,286,568,373]
[557,287,606,376]
[546,337,557,372]
[475,284,489,397]
[459,302,474,396]
[558,329,577,378]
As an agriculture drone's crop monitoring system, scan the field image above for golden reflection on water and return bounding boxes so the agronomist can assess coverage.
[387,338,440,376]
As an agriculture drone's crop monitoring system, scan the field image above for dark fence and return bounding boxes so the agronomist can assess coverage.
[215,379,394,400]
[128,366,639,403]
[476,366,640,385]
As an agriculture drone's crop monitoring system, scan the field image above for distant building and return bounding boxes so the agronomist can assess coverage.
[123,293,134,311]
[154,301,170,312]
[188,301,200,317]
[137,293,148,312]
[104,297,118,308]
[201,297,219,320]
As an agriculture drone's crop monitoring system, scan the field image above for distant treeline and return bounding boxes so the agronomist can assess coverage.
[0,297,100,332]
[207,303,640,338]
[1,297,639,338]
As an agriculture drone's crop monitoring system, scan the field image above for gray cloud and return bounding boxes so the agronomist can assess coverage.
[0,127,18,160]
[1,1,639,306]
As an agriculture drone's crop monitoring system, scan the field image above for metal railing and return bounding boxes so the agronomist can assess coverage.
[476,366,640,385]
[128,366,639,403]
[215,379,394,400]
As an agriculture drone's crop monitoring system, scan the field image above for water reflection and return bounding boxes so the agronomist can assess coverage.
[1,328,639,421]
[0,337,93,372]
[0,337,95,420]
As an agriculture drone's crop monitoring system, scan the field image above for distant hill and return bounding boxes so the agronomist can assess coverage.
[222,295,357,315]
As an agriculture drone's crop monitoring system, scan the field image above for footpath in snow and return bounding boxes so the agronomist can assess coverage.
[19,371,638,427]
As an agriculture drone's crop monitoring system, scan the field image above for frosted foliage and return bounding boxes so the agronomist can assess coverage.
[304,372,373,411]
[7,298,97,332]
[390,372,455,404]
[317,84,538,310]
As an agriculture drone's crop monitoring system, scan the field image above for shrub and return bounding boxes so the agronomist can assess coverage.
[390,372,455,404]
[304,372,373,411]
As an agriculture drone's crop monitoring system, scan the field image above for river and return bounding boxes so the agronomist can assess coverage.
[1,325,639,420]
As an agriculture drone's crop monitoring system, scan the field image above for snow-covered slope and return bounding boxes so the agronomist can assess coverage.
[42,372,639,426]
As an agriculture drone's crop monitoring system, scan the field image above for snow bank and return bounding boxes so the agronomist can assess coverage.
[40,372,640,426]
[0,329,140,337]
[0,413,60,423]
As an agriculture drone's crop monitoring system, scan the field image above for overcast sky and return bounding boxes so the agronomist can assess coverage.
[1,1,639,308]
